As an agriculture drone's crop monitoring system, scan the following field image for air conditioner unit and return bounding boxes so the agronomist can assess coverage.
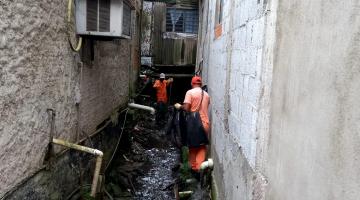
[75,0,132,38]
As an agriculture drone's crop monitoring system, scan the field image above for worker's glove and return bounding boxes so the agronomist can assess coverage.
[174,103,181,110]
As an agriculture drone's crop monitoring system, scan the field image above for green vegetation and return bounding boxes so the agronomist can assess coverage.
[179,147,192,181]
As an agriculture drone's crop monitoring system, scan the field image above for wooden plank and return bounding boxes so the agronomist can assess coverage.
[152,2,166,64]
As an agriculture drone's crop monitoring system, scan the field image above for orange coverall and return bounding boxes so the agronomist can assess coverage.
[153,80,169,103]
[183,87,210,171]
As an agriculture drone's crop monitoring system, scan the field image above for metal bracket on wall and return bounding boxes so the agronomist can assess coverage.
[90,39,95,61]
[43,109,56,169]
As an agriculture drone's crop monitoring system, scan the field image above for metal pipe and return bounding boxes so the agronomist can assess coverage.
[52,138,103,197]
[128,103,155,115]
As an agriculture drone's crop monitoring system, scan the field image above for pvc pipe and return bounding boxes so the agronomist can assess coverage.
[178,191,193,198]
[128,103,155,115]
[199,158,214,188]
[52,138,103,197]
[185,178,197,184]
[200,158,214,171]
[91,156,103,197]
[53,138,103,156]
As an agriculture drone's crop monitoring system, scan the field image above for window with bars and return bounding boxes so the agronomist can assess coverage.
[122,2,132,36]
[166,8,198,34]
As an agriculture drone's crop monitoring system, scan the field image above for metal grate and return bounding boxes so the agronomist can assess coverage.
[86,0,98,31]
[165,8,198,34]
[99,0,111,32]
[122,2,131,36]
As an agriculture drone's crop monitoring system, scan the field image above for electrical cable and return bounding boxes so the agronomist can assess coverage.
[65,184,92,200]
[104,188,114,200]
[67,0,83,52]
[195,60,203,76]
[104,109,130,171]
[66,108,129,199]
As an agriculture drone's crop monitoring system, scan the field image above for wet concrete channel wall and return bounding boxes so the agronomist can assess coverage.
[0,0,141,198]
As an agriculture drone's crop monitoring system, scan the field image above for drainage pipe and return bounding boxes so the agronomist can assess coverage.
[178,191,193,198]
[128,103,155,115]
[200,158,214,171]
[200,158,214,188]
[52,138,103,197]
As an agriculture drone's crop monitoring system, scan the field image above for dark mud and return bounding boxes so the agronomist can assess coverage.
[104,112,181,200]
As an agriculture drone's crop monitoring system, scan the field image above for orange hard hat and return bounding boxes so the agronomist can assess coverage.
[191,76,202,85]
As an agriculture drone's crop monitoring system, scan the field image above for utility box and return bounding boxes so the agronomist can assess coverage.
[75,0,132,38]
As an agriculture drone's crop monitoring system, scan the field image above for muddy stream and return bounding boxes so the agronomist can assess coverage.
[101,107,210,200]
[103,111,181,200]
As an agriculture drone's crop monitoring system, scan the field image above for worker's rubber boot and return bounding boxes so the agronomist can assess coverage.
[191,170,200,181]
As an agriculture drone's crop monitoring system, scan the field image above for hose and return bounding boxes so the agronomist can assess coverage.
[104,188,114,200]
[105,109,130,171]
[67,0,83,52]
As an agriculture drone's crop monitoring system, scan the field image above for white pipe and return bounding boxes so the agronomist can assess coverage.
[200,158,214,171]
[179,191,193,198]
[52,138,103,197]
[128,103,155,115]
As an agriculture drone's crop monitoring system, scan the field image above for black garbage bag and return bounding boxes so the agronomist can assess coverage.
[185,111,209,148]
[166,107,187,148]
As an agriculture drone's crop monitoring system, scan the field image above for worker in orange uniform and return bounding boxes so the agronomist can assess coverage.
[153,73,173,126]
[174,76,210,177]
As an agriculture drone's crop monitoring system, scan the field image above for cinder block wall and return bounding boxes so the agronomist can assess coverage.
[196,0,274,199]
[0,0,140,198]
[199,0,360,199]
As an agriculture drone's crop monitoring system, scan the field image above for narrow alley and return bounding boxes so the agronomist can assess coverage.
[1,0,360,200]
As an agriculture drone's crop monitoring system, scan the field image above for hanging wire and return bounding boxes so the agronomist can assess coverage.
[195,60,204,76]
[104,109,130,171]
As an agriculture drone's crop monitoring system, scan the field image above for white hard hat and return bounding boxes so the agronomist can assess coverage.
[160,73,165,79]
